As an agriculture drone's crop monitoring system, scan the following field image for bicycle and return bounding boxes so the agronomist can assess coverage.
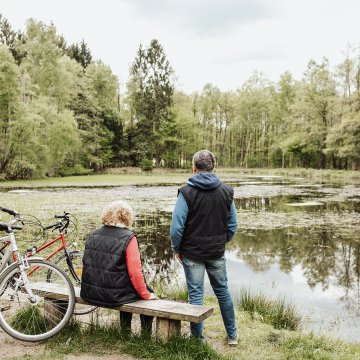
[0,208,75,342]
[40,212,96,315]
[0,208,96,315]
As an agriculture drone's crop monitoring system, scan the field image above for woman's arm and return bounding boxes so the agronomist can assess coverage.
[125,236,154,300]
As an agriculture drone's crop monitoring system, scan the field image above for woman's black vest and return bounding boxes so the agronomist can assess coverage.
[179,182,233,261]
[80,226,142,307]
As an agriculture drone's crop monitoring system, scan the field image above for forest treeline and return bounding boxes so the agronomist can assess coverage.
[0,16,360,180]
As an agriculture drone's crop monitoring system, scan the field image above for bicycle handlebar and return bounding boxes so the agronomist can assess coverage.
[44,222,63,230]
[0,223,8,231]
[0,207,19,216]
[11,224,23,230]
[54,213,70,219]
[0,222,23,232]
[43,213,72,232]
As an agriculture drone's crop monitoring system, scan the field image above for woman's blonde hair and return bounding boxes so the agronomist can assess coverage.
[101,200,134,228]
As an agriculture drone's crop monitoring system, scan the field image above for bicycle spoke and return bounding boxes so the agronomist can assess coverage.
[0,260,75,341]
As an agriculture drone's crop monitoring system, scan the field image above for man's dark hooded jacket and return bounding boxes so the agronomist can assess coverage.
[171,172,236,261]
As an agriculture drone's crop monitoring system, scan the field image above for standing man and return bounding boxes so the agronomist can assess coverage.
[170,150,238,346]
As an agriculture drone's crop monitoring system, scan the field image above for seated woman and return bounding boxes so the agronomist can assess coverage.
[81,200,156,334]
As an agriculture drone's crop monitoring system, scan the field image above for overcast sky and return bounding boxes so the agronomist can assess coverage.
[1,0,359,92]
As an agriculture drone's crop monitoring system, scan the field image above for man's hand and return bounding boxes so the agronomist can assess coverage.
[148,293,158,300]
[175,253,183,264]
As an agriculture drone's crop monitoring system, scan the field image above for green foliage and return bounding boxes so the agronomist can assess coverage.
[238,289,302,331]
[122,335,227,360]
[14,96,81,176]
[47,321,228,360]
[327,111,360,169]
[4,159,36,180]
[280,333,343,360]
[127,39,176,166]
[10,305,48,335]
[66,39,92,68]
[1,15,360,179]
[78,61,123,169]
[0,44,20,172]
[0,14,26,64]
[153,278,188,301]
[55,164,93,177]
[139,158,154,172]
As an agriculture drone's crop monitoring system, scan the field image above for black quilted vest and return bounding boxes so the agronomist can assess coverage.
[179,182,233,261]
[80,226,142,307]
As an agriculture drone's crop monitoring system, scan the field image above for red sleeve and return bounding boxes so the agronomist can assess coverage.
[125,236,152,300]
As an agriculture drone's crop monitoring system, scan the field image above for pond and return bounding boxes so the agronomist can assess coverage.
[0,175,359,342]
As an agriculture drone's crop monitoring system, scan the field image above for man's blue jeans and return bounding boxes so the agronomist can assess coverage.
[182,255,237,339]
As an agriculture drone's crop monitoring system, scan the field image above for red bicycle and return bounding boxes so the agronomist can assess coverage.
[0,208,96,315]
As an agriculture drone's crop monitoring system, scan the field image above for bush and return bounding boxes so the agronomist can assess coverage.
[55,164,93,177]
[4,160,37,180]
[139,159,154,172]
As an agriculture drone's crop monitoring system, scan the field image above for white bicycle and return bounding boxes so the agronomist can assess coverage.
[0,207,75,342]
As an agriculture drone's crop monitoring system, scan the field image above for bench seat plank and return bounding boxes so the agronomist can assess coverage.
[31,282,213,323]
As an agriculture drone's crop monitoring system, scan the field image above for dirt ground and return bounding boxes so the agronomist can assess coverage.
[0,329,140,360]
[0,330,45,358]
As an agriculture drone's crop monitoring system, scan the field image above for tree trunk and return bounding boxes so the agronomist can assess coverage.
[351,159,360,171]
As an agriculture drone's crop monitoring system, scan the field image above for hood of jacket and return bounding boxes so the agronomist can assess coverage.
[187,172,221,190]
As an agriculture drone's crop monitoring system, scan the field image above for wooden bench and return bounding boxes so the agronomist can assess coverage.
[31,282,213,342]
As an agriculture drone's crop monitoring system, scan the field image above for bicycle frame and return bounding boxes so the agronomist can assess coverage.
[28,232,81,280]
[27,233,68,261]
[1,212,81,287]
[1,233,44,274]
[0,228,43,300]
[0,235,15,273]
[1,229,75,266]
[1,233,79,288]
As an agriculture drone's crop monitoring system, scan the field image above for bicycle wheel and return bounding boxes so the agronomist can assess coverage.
[0,259,75,342]
[54,251,97,315]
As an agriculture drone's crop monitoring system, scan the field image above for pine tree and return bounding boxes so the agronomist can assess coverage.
[128,39,175,166]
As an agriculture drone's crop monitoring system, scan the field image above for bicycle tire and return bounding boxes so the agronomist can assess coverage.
[54,251,97,315]
[0,259,75,342]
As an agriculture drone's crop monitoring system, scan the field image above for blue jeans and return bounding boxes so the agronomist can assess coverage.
[182,255,237,339]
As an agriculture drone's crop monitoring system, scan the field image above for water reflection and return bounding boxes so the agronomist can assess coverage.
[1,183,359,340]
[133,206,360,341]
[135,212,175,285]
[230,228,360,316]
[234,196,360,213]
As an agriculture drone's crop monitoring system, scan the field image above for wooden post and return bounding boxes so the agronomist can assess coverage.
[155,317,181,342]
[44,298,67,325]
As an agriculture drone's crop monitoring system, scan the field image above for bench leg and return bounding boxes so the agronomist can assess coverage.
[44,298,67,324]
[155,318,181,342]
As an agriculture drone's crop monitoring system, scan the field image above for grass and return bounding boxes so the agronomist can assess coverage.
[0,172,189,188]
[122,334,227,360]
[10,305,49,335]
[3,295,360,360]
[46,320,228,360]
[152,278,188,301]
[0,167,359,188]
[238,289,302,331]
[279,332,360,360]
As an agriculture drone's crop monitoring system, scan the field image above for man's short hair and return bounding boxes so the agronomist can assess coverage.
[192,150,216,172]
[102,200,134,227]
